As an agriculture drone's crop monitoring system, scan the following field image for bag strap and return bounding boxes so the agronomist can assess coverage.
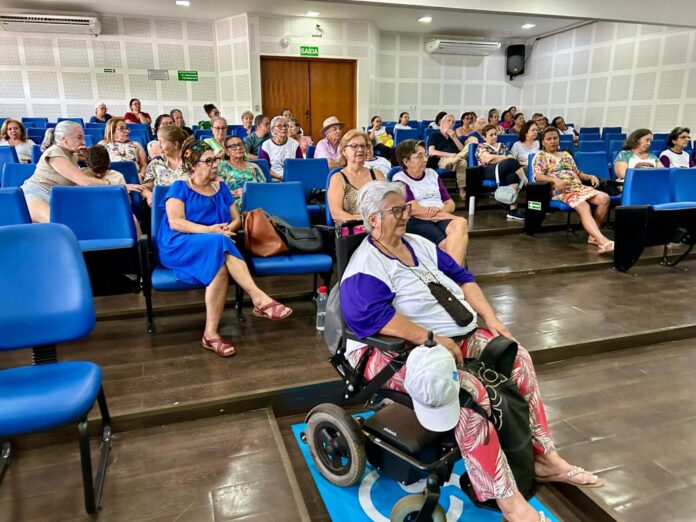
[478,336,518,378]
[353,349,409,402]
[369,168,377,180]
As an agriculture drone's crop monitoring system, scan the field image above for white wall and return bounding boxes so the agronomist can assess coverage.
[215,14,253,123]
[373,33,523,124]
[523,21,696,131]
[0,15,219,125]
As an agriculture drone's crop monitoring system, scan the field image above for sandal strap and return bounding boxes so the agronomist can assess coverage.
[205,337,236,355]
[539,512,546,522]
[566,465,586,478]
[255,299,281,313]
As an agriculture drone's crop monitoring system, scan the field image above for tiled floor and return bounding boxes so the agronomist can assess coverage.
[0,409,308,522]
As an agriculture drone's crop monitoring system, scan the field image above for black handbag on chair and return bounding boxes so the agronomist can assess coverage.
[271,215,323,253]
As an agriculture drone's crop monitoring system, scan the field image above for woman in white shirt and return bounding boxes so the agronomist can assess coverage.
[0,119,36,163]
[510,121,540,169]
[428,111,447,130]
[659,127,695,169]
[259,116,302,180]
[394,112,412,130]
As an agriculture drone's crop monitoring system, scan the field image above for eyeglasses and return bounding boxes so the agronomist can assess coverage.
[677,134,691,140]
[344,144,367,150]
[116,127,129,132]
[408,153,426,160]
[378,204,412,219]
[274,124,289,129]
[226,143,245,149]
[213,126,228,130]
[198,158,221,167]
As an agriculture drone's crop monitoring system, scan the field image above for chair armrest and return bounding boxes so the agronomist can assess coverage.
[346,328,407,352]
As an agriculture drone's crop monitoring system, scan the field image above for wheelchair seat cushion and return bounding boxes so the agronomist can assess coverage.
[0,361,102,437]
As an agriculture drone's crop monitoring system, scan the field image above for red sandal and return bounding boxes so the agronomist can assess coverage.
[202,336,237,357]
[252,299,293,320]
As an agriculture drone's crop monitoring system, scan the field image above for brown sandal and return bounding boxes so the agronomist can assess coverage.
[202,336,237,357]
[252,300,293,320]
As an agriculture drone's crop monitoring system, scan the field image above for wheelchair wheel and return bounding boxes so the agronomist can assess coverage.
[390,494,446,522]
[306,403,366,487]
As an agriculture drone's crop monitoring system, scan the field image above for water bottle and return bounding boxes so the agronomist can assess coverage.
[468,196,476,215]
[315,285,328,331]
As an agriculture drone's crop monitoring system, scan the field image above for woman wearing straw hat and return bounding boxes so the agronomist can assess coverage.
[315,116,345,169]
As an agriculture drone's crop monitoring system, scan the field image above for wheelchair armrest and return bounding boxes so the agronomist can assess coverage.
[346,328,407,352]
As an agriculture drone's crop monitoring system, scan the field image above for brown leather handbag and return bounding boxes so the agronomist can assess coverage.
[242,209,289,257]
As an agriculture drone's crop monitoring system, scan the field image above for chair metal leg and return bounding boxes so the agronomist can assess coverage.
[235,284,245,322]
[0,440,11,486]
[78,387,112,514]
[138,236,155,333]
[312,273,318,294]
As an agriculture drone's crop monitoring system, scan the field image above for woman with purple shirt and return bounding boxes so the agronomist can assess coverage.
[392,139,468,264]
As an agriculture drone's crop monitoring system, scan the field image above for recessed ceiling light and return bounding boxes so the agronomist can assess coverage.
[175,0,190,5]
[306,11,320,17]
[521,23,536,29]
[418,16,432,23]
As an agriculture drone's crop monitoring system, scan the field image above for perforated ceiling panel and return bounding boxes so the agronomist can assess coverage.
[662,33,690,65]
[658,69,685,99]
[235,75,251,102]
[0,37,21,66]
[379,33,396,52]
[628,105,652,129]
[128,74,157,100]
[399,55,418,79]
[554,53,570,78]
[123,18,152,38]
[617,23,638,40]
[190,77,218,102]
[216,19,231,41]
[591,46,611,73]
[347,22,368,42]
[259,17,285,38]
[587,77,608,103]
[28,71,59,99]
[444,56,463,80]
[100,16,120,36]
[233,42,249,70]
[189,45,216,72]
[485,84,503,107]
[632,72,657,100]
[443,84,461,106]
[637,38,661,67]
[58,39,89,67]
[551,81,568,105]
[160,78,188,101]
[568,79,587,103]
[612,42,635,71]
[158,43,186,70]
[231,16,247,38]
[156,19,184,40]
[93,40,123,68]
[464,84,483,107]
[420,83,440,106]
[63,73,94,100]
[218,44,233,72]
[347,46,368,58]
[96,73,126,100]
[609,75,631,102]
[653,104,680,131]
[187,22,214,41]
[23,38,55,66]
[126,42,155,69]
[535,83,551,105]
[398,83,418,105]
[594,22,616,43]
[572,49,590,76]
[0,71,24,98]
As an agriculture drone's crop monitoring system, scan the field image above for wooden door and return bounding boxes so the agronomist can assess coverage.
[308,60,356,143]
[260,58,311,133]
[260,57,356,142]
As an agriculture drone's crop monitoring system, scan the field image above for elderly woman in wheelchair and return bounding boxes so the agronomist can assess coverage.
[305,181,602,522]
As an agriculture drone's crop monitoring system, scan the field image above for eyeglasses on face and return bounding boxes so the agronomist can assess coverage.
[344,143,367,150]
[213,126,228,130]
[198,158,221,167]
[378,204,412,219]
[226,143,245,149]
[408,152,426,160]
[116,126,129,132]
[274,124,289,129]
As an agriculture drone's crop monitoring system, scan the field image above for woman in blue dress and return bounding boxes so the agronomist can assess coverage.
[158,138,292,357]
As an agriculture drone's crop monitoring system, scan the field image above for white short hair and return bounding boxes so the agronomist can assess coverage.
[270,116,287,136]
[356,180,406,232]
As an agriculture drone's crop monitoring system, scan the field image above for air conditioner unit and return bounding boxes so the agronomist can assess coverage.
[425,38,501,56]
[0,12,101,35]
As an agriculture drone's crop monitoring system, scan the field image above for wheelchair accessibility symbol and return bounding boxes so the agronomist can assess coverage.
[358,467,465,521]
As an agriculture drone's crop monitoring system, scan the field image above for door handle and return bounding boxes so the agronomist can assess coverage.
[304,109,309,118]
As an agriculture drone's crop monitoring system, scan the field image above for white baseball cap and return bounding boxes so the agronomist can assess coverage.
[404,345,461,432]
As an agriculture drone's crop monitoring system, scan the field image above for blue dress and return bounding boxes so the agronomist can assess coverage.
[158,180,243,286]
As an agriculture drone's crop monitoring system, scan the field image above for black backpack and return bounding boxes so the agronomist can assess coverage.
[458,336,538,509]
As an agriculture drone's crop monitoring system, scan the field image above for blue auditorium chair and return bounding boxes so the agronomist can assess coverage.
[578,133,601,142]
[194,129,213,140]
[126,123,149,133]
[110,161,143,218]
[306,144,316,159]
[249,158,272,182]
[601,127,622,139]
[0,223,111,514]
[394,127,418,145]
[50,186,138,252]
[0,145,19,174]
[129,133,149,153]
[21,117,48,127]
[0,187,31,225]
[498,134,518,147]
[467,142,478,168]
[0,117,6,128]
[84,127,105,144]
[84,135,95,147]
[575,151,611,179]
[669,168,696,203]
[603,133,625,146]
[58,117,84,126]
[1,163,34,188]
[227,125,242,135]
[241,181,333,294]
[141,185,241,332]
[31,144,42,163]
[622,168,671,206]
[650,140,668,156]
[652,133,669,142]
[386,166,402,181]
[579,127,600,135]
[578,140,607,153]
[423,127,438,145]
[27,127,47,143]
[85,122,106,130]
[283,158,330,218]
[559,134,574,152]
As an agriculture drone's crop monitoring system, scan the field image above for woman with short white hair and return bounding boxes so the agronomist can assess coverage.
[21,121,117,223]
[340,180,603,522]
[259,115,302,180]
[90,102,112,124]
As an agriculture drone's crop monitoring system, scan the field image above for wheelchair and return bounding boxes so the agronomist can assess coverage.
[301,228,469,522]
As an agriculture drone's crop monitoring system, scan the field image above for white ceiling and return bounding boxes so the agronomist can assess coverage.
[1,0,585,38]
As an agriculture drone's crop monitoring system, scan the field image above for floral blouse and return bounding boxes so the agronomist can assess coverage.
[475,142,509,166]
[104,141,140,164]
[217,161,265,211]
[143,156,187,186]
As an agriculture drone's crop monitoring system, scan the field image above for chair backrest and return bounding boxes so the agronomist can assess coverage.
[423,128,437,145]
[194,129,213,140]
[0,187,31,225]
[84,127,105,143]
[0,223,95,350]
[325,167,345,226]
[130,134,148,153]
[306,144,316,159]
[579,127,600,134]
[1,163,34,188]
[394,127,418,145]
[109,161,139,183]
[21,117,48,127]
[247,158,271,183]
[0,145,19,173]
[601,127,622,139]
[31,144,42,163]
[527,152,538,182]
[50,186,137,244]
[650,140,667,155]
[242,181,310,227]
[27,127,47,143]
[603,132,626,145]
[84,135,95,147]
[282,158,330,199]
[578,140,606,153]
[387,166,402,181]
[336,231,368,280]
[559,134,574,151]
[85,122,106,129]
[468,142,478,167]
[498,134,518,146]
[669,168,696,202]
[578,133,601,142]
[57,117,84,126]
[575,151,610,178]
[652,133,669,142]
[622,168,671,206]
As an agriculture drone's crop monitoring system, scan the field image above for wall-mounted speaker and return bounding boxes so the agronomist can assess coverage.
[506,44,526,80]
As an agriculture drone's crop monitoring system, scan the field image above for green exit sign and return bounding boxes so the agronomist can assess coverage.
[300,46,319,57]
[177,70,199,81]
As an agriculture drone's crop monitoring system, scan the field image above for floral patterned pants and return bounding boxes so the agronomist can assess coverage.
[347,328,555,501]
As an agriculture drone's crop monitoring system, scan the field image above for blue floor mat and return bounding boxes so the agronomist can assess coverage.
[291,414,558,522]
